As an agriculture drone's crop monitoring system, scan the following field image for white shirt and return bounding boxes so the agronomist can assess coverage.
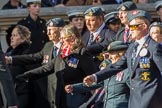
[90,23,106,42]
[53,42,62,55]
[135,34,149,57]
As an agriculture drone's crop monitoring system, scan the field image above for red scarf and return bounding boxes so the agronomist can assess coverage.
[61,46,71,58]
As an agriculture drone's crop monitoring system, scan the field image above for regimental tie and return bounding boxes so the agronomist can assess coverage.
[123,28,129,43]
[131,42,139,67]
[88,33,94,46]
[53,46,58,58]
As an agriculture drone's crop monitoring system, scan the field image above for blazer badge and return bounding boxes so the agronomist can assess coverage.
[68,57,79,68]
[141,72,150,81]
[116,72,124,81]
[42,55,49,64]
[139,57,150,69]
[95,35,102,42]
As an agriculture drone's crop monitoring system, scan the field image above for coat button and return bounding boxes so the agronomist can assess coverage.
[131,87,134,90]
[52,101,54,104]
[42,40,45,43]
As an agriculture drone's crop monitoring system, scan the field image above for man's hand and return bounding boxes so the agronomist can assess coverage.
[83,75,95,86]
[65,85,73,93]
[5,56,11,64]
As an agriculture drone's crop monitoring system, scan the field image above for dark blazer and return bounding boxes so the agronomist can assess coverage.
[17,47,97,108]
[6,42,30,108]
[18,15,49,53]
[12,41,61,108]
[103,68,130,108]
[82,25,115,55]
[0,44,17,107]
[95,36,162,108]
[115,27,125,41]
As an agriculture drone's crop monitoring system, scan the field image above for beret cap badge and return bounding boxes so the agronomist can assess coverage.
[121,6,126,11]
[131,10,140,15]
[88,11,94,16]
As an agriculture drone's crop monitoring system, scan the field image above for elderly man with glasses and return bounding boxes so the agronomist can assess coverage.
[83,10,162,108]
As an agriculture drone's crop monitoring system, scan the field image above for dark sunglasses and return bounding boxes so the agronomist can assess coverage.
[129,23,144,30]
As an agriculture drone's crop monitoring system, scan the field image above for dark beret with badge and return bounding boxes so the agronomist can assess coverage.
[154,1,162,11]
[127,10,152,22]
[46,18,65,27]
[117,1,137,11]
[67,10,84,21]
[104,11,120,24]
[84,7,104,16]
[104,41,128,53]
[27,0,41,6]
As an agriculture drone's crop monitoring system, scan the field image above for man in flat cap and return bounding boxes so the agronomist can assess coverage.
[155,0,162,22]
[5,18,65,108]
[83,10,162,108]
[104,11,122,33]
[67,10,86,35]
[83,6,115,69]
[115,1,137,43]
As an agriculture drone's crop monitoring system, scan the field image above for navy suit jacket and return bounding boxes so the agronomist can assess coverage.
[95,36,162,108]
[82,25,115,55]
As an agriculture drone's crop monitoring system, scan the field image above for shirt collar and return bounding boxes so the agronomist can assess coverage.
[91,22,105,36]
[54,42,62,49]
[136,34,149,46]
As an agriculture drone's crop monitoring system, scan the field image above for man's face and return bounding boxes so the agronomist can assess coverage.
[71,17,84,31]
[47,26,60,41]
[129,19,145,40]
[108,21,121,32]
[157,8,162,18]
[118,10,129,24]
[28,3,41,16]
[85,16,103,32]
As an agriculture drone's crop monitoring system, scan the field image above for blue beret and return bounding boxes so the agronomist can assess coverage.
[84,7,103,16]
[117,1,137,11]
[127,10,151,22]
[103,41,128,53]
[154,1,162,11]
[46,18,65,27]
[104,11,120,23]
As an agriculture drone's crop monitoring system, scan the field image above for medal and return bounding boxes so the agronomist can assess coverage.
[141,72,150,81]
[139,48,148,57]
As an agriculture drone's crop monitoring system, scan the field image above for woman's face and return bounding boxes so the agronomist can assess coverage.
[71,17,84,31]
[10,28,25,48]
[28,3,41,16]
[60,32,75,48]
[150,26,162,43]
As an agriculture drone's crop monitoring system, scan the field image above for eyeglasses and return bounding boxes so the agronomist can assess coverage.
[129,23,144,30]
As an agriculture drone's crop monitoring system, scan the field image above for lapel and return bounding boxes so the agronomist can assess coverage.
[132,37,150,72]
[83,31,90,46]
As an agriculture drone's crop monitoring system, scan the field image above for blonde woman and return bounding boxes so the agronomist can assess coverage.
[16,24,97,108]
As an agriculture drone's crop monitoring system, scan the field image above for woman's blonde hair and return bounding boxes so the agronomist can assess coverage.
[61,24,85,50]
[14,25,31,44]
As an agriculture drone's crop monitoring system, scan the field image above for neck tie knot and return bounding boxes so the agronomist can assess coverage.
[88,33,94,46]
[123,28,129,43]
[53,46,58,58]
